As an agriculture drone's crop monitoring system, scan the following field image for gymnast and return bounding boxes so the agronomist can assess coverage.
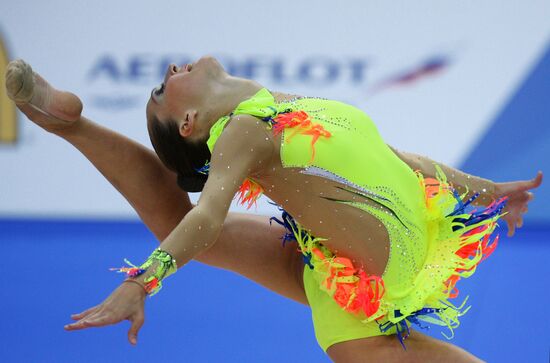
[6,57,542,362]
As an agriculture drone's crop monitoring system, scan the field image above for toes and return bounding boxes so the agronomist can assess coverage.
[5,59,35,103]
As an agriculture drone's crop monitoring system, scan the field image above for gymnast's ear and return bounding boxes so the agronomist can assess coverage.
[178,110,197,138]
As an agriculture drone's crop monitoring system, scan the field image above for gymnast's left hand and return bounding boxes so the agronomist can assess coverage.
[494,171,543,237]
[64,281,146,345]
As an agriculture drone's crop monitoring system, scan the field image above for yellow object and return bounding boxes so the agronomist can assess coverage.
[0,36,17,143]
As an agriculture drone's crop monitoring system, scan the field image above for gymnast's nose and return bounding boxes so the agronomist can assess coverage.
[163,64,179,84]
[168,63,180,75]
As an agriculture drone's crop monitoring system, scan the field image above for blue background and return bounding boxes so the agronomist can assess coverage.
[1,219,548,362]
[462,44,549,224]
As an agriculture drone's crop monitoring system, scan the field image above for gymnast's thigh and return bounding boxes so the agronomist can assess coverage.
[327,331,483,363]
[196,211,308,305]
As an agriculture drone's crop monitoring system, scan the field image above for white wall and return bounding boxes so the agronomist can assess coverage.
[0,0,548,218]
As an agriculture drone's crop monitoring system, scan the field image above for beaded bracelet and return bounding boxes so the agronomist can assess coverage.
[111,248,178,296]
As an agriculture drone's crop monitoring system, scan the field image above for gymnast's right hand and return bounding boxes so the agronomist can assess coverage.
[64,281,147,345]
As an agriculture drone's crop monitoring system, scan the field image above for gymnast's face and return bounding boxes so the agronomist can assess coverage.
[146,56,227,140]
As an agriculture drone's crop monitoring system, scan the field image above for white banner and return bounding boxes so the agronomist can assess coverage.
[0,0,548,217]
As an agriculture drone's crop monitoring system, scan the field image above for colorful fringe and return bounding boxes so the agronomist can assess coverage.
[272,210,386,320]
[378,307,446,349]
[193,161,263,209]
[234,110,332,209]
[195,162,210,175]
[377,168,507,345]
[273,111,332,163]
[271,166,507,348]
[111,249,178,296]
[269,206,302,247]
[418,169,506,305]
[110,259,146,278]
[236,178,264,209]
[200,109,332,209]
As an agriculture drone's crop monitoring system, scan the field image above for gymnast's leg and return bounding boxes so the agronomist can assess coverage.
[6,60,307,304]
[327,332,483,363]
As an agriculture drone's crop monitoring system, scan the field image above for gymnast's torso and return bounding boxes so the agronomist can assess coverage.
[207,88,430,288]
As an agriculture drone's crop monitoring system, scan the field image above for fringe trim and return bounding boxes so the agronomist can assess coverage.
[236,178,264,209]
[111,249,178,296]
[272,210,386,320]
[271,165,507,346]
[378,167,507,342]
[204,110,332,209]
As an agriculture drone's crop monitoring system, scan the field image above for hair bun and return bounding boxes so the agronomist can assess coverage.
[177,173,208,192]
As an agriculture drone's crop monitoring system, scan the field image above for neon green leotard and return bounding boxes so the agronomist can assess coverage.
[206,88,505,351]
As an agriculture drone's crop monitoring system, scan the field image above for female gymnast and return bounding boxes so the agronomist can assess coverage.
[6,58,542,363]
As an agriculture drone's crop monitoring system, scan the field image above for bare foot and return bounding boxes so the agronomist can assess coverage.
[5,59,83,131]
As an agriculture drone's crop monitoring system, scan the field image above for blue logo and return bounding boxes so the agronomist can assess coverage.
[86,53,450,110]
[87,54,371,84]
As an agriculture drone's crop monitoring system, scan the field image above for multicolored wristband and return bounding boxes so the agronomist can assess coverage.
[111,248,178,296]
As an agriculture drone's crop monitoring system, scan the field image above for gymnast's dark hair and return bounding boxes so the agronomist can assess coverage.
[148,115,211,192]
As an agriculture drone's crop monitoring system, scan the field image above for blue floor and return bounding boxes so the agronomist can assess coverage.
[1,219,548,362]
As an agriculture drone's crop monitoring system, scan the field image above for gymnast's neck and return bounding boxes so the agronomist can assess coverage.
[203,75,263,123]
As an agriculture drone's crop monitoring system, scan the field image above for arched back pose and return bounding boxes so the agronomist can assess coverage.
[6,58,542,362]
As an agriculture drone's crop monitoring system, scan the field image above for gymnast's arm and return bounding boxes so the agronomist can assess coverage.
[389,145,543,236]
[141,116,273,269]
[388,146,496,204]
[64,115,274,344]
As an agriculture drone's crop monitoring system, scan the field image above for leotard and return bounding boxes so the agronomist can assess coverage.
[206,88,506,351]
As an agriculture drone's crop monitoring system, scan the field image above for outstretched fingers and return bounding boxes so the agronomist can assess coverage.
[499,171,543,238]
[70,305,101,320]
[499,171,543,197]
[519,171,542,191]
[517,171,543,193]
[65,307,145,345]
[532,171,543,189]
[516,217,524,228]
[64,282,147,343]
[506,219,516,237]
[128,312,145,345]
[65,308,116,331]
